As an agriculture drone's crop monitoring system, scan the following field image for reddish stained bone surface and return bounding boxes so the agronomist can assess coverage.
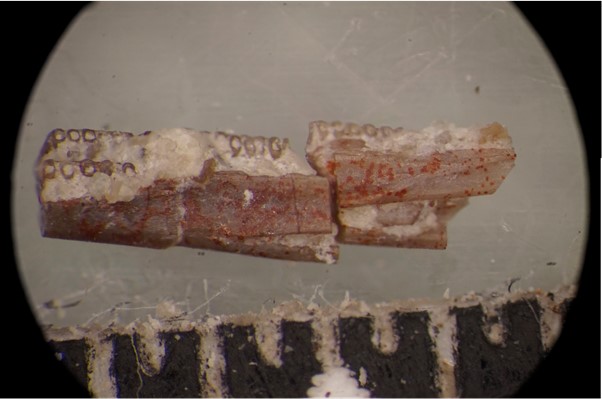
[36,123,516,261]
[35,128,337,262]
[331,148,516,208]
[179,172,336,262]
[41,173,333,250]
[41,179,181,249]
[182,172,332,242]
[291,174,333,233]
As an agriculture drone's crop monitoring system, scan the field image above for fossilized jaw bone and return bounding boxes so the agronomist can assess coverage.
[306,121,516,207]
[37,128,315,204]
[36,128,337,262]
[36,121,515,262]
[305,121,515,249]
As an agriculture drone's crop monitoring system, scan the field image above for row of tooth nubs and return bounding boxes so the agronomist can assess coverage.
[46,128,291,161]
[49,129,293,161]
[40,159,136,180]
[41,129,136,180]
[40,128,291,180]
[47,128,133,147]
[311,121,404,140]
[214,131,290,160]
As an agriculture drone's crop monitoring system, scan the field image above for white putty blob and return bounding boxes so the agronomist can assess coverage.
[307,367,371,398]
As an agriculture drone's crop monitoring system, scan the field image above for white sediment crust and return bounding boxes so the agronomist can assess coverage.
[307,121,513,158]
[339,201,439,238]
[40,128,315,203]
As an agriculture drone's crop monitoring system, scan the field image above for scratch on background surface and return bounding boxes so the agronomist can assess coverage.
[243,74,313,122]
[385,49,448,101]
[499,216,551,256]
[189,279,231,315]
[323,17,362,63]
[277,8,387,108]
[359,49,448,121]
[499,217,513,233]
[450,7,507,48]
[84,303,154,326]
[523,75,567,91]
[37,273,114,319]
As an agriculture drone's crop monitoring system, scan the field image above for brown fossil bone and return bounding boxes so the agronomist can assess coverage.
[36,128,338,263]
[35,121,515,262]
[305,121,515,249]
[306,121,516,207]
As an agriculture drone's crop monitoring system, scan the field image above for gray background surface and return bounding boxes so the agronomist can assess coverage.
[13,2,587,327]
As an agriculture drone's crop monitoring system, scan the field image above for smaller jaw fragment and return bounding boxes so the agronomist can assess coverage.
[306,121,517,208]
[305,120,514,250]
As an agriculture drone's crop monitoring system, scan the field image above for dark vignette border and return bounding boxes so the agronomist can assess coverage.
[512,3,599,396]
[2,2,598,397]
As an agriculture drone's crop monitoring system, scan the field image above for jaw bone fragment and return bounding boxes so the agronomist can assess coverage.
[35,121,515,262]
